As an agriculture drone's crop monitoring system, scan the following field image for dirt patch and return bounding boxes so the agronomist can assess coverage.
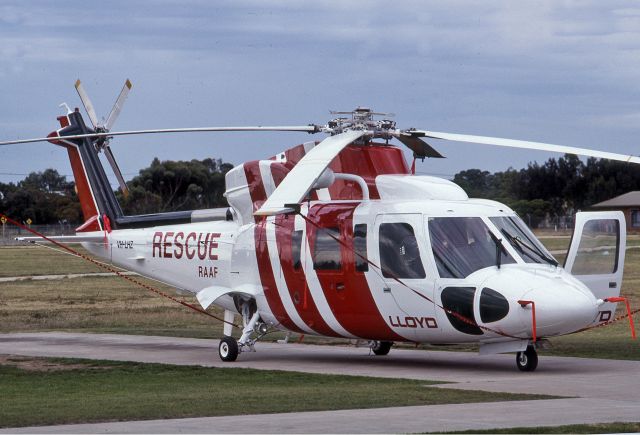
[0,355,112,372]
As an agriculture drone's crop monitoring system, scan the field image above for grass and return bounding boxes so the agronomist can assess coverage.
[0,275,224,338]
[441,422,640,433]
[0,245,103,277]
[0,356,553,428]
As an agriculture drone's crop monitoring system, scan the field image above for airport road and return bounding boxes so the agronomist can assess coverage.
[1,332,639,433]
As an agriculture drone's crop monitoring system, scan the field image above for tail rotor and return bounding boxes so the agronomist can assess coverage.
[74,79,132,197]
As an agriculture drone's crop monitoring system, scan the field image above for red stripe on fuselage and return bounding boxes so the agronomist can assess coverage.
[306,203,403,341]
[244,162,302,333]
[267,153,337,335]
[274,214,339,337]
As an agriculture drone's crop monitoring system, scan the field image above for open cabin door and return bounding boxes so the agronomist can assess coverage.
[564,211,626,323]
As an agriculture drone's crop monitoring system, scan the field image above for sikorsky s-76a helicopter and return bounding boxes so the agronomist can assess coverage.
[1,80,637,371]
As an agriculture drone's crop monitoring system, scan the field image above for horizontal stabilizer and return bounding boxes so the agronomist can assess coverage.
[17,235,105,244]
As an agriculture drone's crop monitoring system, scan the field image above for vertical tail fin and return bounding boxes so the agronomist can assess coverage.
[47,109,123,232]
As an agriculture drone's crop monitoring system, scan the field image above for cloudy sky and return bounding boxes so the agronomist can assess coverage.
[1,1,640,187]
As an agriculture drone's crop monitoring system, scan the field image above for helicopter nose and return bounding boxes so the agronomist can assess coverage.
[518,282,598,337]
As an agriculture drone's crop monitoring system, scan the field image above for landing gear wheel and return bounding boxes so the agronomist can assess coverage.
[219,336,239,362]
[516,345,538,372]
[371,341,393,356]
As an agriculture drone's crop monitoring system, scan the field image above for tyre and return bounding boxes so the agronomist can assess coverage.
[516,345,538,372]
[371,341,393,356]
[219,336,239,362]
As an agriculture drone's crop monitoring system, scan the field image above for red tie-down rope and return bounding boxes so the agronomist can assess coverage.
[0,212,239,328]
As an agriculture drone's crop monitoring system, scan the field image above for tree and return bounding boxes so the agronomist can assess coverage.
[453,153,640,227]
[1,170,81,224]
[117,157,233,215]
[20,169,75,194]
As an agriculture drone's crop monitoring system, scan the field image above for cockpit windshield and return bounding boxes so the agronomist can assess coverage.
[428,217,515,279]
[489,216,558,266]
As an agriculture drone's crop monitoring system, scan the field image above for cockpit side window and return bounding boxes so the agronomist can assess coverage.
[379,222,426,279]
[428,217,515,279]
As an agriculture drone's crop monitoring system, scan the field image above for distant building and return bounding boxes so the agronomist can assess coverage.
[590,191,640,232]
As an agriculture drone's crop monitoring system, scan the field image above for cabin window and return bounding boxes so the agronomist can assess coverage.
[313,227,342,270]
[292,230,303,270]
[571,219,620,275]
[429,217,514,279]
[379,223,426,279]
[354,224,368,272]
[490,216,556,265]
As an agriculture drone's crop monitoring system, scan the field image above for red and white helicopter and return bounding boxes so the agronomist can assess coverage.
[1,80,636,371]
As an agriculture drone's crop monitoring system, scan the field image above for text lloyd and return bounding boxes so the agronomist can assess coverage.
[389,316,438,329]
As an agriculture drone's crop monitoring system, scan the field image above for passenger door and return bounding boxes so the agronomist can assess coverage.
[372,214,437,339]
[564,211,626,323]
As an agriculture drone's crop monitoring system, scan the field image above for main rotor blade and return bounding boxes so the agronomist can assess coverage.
[104,79,132,130]
[74,79,100,128]
[255,130,367,216]
[394,133,445,158]
[103,144,129,197]
[412,130,640,165]
[0,125,319,146]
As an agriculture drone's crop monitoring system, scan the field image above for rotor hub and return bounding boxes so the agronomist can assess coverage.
[324,107,396,140]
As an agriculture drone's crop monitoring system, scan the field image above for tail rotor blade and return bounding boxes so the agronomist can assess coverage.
[395,133,445,158]
[105,79,132,131]
[74,79,100,128]
[103,145,129,197]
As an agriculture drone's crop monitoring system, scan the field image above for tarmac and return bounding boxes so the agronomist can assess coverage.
[1,332,639,433]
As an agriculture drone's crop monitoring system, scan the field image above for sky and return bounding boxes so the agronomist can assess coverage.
[1,1,640,188]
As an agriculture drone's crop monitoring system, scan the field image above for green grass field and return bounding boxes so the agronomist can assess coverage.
[0,356,552,428]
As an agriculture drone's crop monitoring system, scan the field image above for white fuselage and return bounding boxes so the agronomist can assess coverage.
[82,194,614,349]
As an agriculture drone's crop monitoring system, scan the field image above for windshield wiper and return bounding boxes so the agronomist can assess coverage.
[489,231,507,269]
[501,229,558,267]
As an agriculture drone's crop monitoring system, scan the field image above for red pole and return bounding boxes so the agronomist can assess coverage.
[605,297,636,339]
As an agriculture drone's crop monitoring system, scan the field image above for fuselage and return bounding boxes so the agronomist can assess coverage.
[84,194,601,346]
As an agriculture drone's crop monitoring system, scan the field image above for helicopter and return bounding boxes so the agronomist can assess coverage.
[0,80,636,371]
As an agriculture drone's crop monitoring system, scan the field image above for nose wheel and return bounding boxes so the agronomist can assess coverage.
[516,345,538,372]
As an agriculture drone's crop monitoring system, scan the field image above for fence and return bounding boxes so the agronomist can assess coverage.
[0,223,76,245]
[526,214,575,231]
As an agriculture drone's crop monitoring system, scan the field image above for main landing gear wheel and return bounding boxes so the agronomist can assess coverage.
[219,336,239,362]
[371,341,393,356]
[516,345,538,372]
